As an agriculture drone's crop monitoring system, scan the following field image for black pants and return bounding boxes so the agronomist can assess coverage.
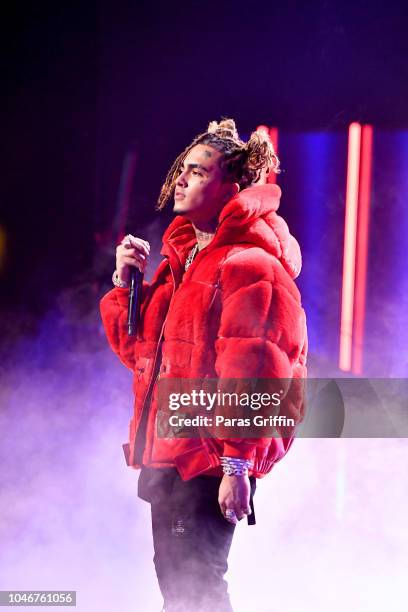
[138,466,256,612]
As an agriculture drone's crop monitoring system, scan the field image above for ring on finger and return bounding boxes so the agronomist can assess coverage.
[225,509,236,519]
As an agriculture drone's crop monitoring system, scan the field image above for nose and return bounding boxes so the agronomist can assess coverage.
[176,169,188,187]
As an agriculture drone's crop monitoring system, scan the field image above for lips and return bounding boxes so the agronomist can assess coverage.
[175,192,186,199]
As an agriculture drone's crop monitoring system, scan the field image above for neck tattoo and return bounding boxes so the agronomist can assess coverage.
[194,219,218,250]
[185,218,218,272]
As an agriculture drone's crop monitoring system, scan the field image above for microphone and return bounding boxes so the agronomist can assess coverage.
[127,267,144,336]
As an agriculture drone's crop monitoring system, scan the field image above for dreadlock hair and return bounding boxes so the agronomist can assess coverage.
[156,118,280,211]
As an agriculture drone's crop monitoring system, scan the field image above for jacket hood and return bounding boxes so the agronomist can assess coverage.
[162,183,302,279]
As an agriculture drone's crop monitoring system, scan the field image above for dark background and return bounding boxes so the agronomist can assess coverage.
[1,0,407,317]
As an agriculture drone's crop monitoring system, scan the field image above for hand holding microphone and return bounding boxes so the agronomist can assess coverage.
[115,235,150,335]
[115,234,150,280]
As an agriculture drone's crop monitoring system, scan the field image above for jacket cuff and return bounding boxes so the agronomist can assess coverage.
[222,441,256,461]
[114,287,130,307]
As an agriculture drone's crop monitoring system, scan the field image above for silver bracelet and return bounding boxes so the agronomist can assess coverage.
[112,270,129,288]
[220,456,253,476]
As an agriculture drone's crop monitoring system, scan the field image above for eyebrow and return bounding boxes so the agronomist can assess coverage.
[180,162,211,173]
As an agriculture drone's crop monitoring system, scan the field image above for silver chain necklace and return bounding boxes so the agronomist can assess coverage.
[184,243,199,271]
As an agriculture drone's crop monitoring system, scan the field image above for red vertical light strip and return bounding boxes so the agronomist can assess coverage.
[267,126,279,152]
[339,123,361,371]
[352,125,373,374]
[114,149,138,243]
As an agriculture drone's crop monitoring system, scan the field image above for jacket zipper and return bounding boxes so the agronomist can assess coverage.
[133,255,177,464]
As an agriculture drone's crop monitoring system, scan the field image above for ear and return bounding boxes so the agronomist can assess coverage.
[223,182,240,202]
[231,182,240,196]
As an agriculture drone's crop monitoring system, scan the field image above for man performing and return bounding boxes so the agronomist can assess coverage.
[100,118,308,612]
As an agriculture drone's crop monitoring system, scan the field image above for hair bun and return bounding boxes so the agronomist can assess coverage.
[207,118,240,141]
[245,130,280,175]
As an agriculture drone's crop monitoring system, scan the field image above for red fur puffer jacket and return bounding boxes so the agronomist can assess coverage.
[100,184,308,480]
